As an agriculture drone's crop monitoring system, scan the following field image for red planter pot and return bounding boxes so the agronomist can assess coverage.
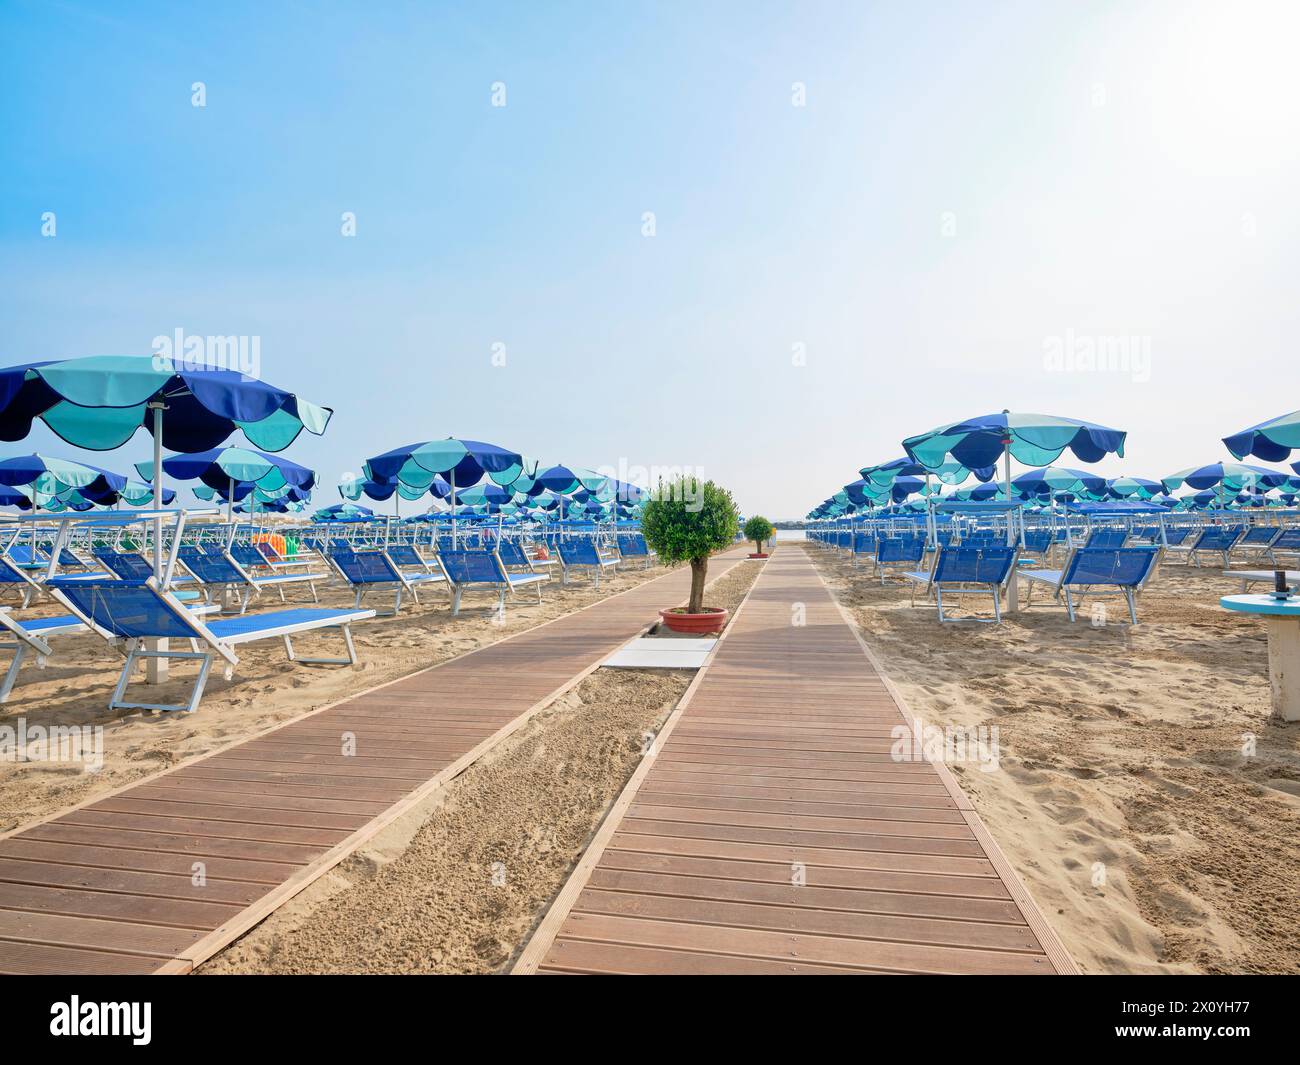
[659,607,729,634]
[747,552,769,559]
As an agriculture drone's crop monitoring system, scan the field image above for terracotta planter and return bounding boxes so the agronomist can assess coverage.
[747,552,769,559]
[659,607,728,634]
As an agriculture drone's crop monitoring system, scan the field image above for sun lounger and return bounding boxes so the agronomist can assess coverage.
[557,539,618,587]
[1265,529,1300,564]
[438,549,545,616]
[1231,527,1282,563]
[496,539,553,578]
[615,533,656,569]
[1082,528,1128,550]
[903,546,1019,624]
[177,546,323,612]
[0,608,87,703]
[330,548,447,615]
[49,578,374,713]
[1164,526,1245,567]
[228,541,315,573]
[1021,547,1160,624]
[873,538,926,584]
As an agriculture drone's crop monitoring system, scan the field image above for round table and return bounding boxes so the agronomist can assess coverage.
[1221,594,1300,722]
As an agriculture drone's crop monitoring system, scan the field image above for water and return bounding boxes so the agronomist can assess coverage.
[775,529,807,541]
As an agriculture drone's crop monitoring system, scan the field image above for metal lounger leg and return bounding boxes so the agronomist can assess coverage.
[284,624,360,666]
[1063,587,1076,622]
[1125,587,1138,625]
[992,586,1002,624]
[110,641,216,714]
[0,642,28,704]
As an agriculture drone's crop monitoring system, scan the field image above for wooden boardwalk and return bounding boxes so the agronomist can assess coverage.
[515,549,1076,974]
[0,553,745,975]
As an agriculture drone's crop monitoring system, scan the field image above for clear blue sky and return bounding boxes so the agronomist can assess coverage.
[3,0,1298,518]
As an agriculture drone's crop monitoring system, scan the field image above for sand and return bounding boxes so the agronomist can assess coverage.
[808,545,1300,975]
[0,554,702,836]
[199,560,763,974]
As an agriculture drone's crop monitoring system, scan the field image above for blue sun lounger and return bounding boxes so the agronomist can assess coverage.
[330,548,447,615]
[0,608,87,703]
[1165,526,1245,567]
[1021,547,1160,624]
[439,550,545,616]
[496,539,554,578]
[49,579,374,713]
[1267,528,1300,564]
[177,546,324,612]
[873,538,926,584]
[615,534,655,569]
[903,546,1019,624]
[557,539,618,587]
[1230,526,1282,563]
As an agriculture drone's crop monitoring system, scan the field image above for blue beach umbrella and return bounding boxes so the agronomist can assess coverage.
[363,438,531,493]
[1223,411,1300,463]
[138,445,316,520]
[1161,462,1291,495]
[1011,466,1108,500]
[904,411,1126,472]
[1105,476,1164,500]
[0,356,331,453]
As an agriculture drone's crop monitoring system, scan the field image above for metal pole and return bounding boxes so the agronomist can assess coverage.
[1002,414,1019,613]
[148,401,168,682]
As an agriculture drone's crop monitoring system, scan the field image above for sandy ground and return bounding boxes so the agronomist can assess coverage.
[199,560,762,974]
[0,552,702,835]
[808,544,1300,975]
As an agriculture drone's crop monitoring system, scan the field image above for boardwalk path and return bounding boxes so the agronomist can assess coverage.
[515,549,1075,974]
[0,552,745,974]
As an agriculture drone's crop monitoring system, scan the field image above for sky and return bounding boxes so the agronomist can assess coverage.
[2,0,1298,519]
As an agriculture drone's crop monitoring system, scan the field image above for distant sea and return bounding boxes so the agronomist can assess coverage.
[774,529,807,541]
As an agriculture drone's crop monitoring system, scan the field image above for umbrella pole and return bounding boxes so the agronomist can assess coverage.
[1003,435,1019,613]
[148,401,168,682]
[451,470,457,548]
[227,476,235,524]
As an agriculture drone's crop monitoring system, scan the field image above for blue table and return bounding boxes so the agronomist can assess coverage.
[1221,594,1300,721]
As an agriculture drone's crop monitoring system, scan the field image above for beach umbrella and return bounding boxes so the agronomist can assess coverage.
[314,503,373,522]
[904,412,1126,472]
[137,445,316,521]
[1105,476,1164,500]
[1223,411,1300,463]
[1011,466,1108,499]
[860,456,995,489]
[363,439,531,492]
[1160,463,1292,506]
[903,411,1126,609]
[0,353,331,618]
[362,438,532,539]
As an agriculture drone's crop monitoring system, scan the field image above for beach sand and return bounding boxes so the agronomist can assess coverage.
[0,554,699,836]
[198,560,762,973]
[808,544,1300,975]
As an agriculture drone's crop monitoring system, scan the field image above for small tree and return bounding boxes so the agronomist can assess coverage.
[743,515,775,555]
[641,477,740,613]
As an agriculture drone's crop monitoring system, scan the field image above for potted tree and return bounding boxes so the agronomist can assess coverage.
[641,476,740,634]
[743,515,775,558]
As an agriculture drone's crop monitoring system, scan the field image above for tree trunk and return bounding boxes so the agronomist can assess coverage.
[688,556,708,613]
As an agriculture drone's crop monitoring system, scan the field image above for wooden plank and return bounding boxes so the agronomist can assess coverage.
[0,551,745,974]
[513,549,1076,975]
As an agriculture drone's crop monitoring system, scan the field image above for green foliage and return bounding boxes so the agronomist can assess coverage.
[641,478,740,565]
[742,515,775,548]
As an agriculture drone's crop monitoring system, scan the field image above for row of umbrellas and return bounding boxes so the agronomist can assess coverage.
[337,441,648,524]
[810,410,1300,520]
